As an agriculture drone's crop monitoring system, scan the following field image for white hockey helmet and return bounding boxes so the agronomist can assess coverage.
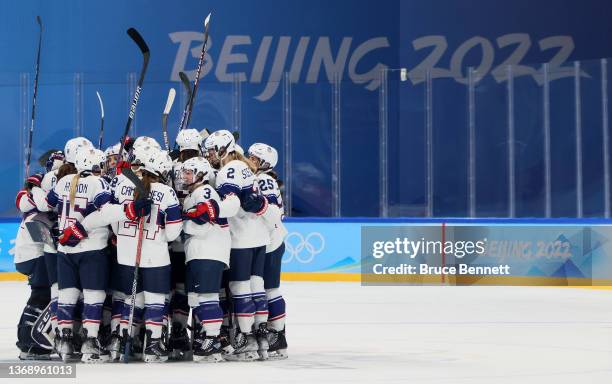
[176,128,203,151]
[91,149,106,174]
[248,143,278,170]
[104,142,127,158]
[64,137,93,164]
[131,145,159,167]
[200,128,211,141]
[181,156,211,183]
[143,150,173,180]
[74,147,101,172]
[133,136,162,151]
[235,144,244,156]
[206,130,235,159]
[46,151,65,172]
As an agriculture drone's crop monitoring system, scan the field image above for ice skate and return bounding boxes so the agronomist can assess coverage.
[226,332,258,361]
[168,322,191,360]
[255,323,270,361]
[192,332,223,363]
[143,330,168,363]
[80,334,110,363]
[266,327,288,360]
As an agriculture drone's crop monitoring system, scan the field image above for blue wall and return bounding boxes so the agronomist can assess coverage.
[2,0,612,217]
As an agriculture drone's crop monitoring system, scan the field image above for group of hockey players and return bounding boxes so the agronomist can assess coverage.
[13,128,288,364]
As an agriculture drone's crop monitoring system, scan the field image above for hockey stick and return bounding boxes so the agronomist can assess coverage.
[96,91,105,149]
[178,71,192,128]
[179,71,193,111]
[177,13,211,133]
[25,16,42,176]
[121,168,148,364]
[161,88,176,151]
[170,72,193,153]
[116,28,150,170]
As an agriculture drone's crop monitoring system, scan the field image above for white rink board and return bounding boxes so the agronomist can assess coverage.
[0,281,611,384]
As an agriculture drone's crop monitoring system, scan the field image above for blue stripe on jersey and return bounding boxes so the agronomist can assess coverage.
[217,182,241,198]
[265,194,281,207]
[84,202,98,217]
[93,191,111,209]
[165,204,182,224]
[47,189,59,208]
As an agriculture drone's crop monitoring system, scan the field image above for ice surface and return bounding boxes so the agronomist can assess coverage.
[0,281,611,384]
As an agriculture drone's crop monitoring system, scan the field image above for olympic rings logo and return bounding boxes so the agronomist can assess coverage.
[282,232,325,264]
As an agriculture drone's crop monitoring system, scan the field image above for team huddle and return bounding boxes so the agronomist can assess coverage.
[13,128,288,364]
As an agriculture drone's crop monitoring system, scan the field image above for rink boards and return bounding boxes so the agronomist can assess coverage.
[1,218,612,286]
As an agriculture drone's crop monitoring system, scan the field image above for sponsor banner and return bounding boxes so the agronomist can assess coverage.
[2,220,612,286]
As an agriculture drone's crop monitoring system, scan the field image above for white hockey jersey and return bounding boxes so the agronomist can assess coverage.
[38,170,60,254]
[112,176,182,268]
[182,183,230,266]
[169,159,188,252]
[14,190,44,264]
[41,170,58,194]
[255,172,288,252]
[45,173,112,254]
[216,159,270,249]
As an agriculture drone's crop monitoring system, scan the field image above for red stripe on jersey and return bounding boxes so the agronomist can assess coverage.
[269,313,286,321]
[201,319,223,324]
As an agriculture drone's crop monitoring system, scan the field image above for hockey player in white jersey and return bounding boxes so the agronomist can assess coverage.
[180,156,232,362]
[14,171,52,360]
[82,146,181,362]
[206,130,271,361]
[114,147,180,362]
[248,143,289,359]
[33,151,65,352]
[36,146,113,363]
[168,128,202,359]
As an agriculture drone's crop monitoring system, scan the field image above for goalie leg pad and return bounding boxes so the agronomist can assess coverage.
[17,287,51,353]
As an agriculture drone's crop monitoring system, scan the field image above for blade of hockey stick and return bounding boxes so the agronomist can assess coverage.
[116,28,150,171]
[172,71,194,150]
[127,27,150,55]
[177,71,192,132]
[25,16,43,176]
[161,88,176,151]
[96,91,105,149]
[179,71,192,103]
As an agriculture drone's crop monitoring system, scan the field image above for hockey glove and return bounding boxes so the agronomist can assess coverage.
[50,221,60,244]
[124,199,152,221]
[15,190,30,210]
[25,173,43,189]
[58,221,88,247]
[115,161,131,175]
[183,200,220,225]
[241,193,269,216]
